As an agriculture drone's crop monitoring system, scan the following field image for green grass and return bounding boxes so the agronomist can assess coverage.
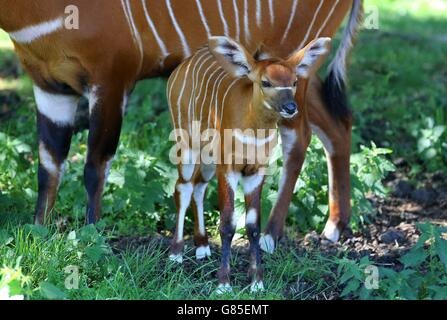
[0,0,446,300]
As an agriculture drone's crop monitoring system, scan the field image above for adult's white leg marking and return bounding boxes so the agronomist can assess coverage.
[217,0,230,37]
[9,17,64,44]
[268,0,275,26]
[259,234,275,254]
[296,0,325,50]
[226,171,241,194]
[315,0,341,37]
[142,0,169,58]
[310,124,334,156]
[277,127,297,195]
[256,0,262,28]
[193,182,208,236]
[121,0,144,72]
[176,182,194,243]
[232,0,241,41]
[33,86,79,126]
[246,208,258,225]
[281,0,299,44]
[166,0,192,57]
[243,0,251,43]
[39,143,58,176]
[103,157,114,191]
[195,0,212,38]
[242,174,264,196]
[121,94,129,117]
[87,86,100,115]
[322,219,340,243]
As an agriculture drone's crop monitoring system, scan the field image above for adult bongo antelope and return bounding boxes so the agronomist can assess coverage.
[0,1,362,245]
[167,36,332,292]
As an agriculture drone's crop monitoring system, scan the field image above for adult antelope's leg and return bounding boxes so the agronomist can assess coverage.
[216,168,240,294]
[33,85,79,224]
[84,84,127,224]
[261,120,311,253]
[307,77,352,242]
[242,173,265,293]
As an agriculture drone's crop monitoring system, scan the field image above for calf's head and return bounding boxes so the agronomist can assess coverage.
[209,36,332,119]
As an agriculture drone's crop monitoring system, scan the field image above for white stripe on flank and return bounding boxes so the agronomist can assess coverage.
[315,0,340,37]
[281,0,299,44]
[191,54,213,129]
[195,0,212,38]
[198,64,221,133]
[234,131,277,146]
[121,0,144,72]
[207,72,227,130]
[168,64,186,131]
[219,78,240,127]
[166,0,191,58]
[297,0,325,50]
[245,208,258,225]
[232,0,241,41]
[256,0,262,27]
[217,0,230,37]
[268,0,275,26]
[9,17,63,44]
[213,74,230,131]
[142,0,169,57]
[177,60,194,131]
[244,0,251,43]
[188,51,210,134]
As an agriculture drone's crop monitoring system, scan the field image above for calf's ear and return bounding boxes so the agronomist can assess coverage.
[209,36,256,78]
[287,37,332,79]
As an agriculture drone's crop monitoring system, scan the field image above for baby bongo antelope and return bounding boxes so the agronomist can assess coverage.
[167,36,331,293]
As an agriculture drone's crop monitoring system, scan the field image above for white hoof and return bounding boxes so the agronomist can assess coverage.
[196,245,211,260]
[322,220,341,243]
[250,281,265,294]
[259,234,275,254]
[216,283,233,295]
[169,254,183,264]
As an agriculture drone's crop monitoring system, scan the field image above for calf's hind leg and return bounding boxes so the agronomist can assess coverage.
[191,164,215,260]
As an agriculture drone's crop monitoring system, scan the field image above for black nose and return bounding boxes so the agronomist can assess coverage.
[283,102,298,115]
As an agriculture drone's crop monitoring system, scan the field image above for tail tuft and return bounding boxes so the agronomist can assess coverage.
[323,70,351,121]
[323,0,363,121]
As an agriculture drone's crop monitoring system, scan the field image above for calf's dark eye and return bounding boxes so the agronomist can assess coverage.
[262,81,272,88]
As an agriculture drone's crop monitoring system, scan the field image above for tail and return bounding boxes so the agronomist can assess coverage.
[323,0,364,120]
